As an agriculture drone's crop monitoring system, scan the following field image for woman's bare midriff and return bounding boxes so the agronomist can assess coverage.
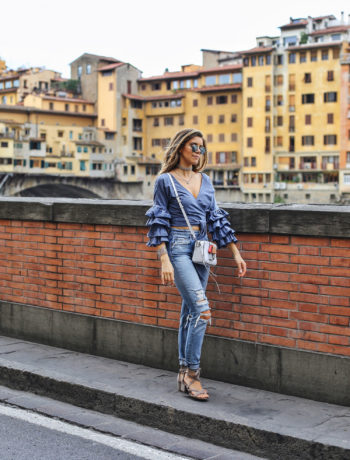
[172,226,200,231]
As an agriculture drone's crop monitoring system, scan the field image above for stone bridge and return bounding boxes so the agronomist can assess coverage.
[0,173,143,199]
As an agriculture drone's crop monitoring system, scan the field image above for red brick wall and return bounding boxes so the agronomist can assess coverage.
[1,219,350,357]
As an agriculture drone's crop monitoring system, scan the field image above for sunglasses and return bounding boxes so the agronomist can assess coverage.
[191,144,206,155]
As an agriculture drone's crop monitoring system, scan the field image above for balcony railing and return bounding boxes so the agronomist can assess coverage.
[299,162,317,170]
[322,161,339,170]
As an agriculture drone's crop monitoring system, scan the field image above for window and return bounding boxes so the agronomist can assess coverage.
[179,80,184,89]
[77,66,82,77]
[276,116,283,127]
[244,157,249,167]
[58,131,64,138]
[304,73,312,83]
[207,115,213,124]
[275,74,283,86]
[327,113,334,124]
[231,152,237,162]
[302,94,315,104]
[247,77,253,87]
[164,117,173,126]
[324,92,337,102]
[327,70,334,81]
[265,116,271,133]
[4,81,11,89]
[289,74,295,91]
[233,73,242,84]
[179,115,184,126]
[275,136,283,147]
[333,48,340,59]
[205,75,216,86]
[302,135,314,146]
[82,104,86,112]
[0,142,8,148]
[276,55,283,65]
[247,97,253,107]
[258,56,264,65]
[207,96,213,105]
[247,117,253,127]
[132,119,142,132]
[231,94,237,104]
[133,137,142,150]
[131,100,142,109]
[193,115,198,124]
[173,81,178,89]
[265,75,271,92]
[216,95,228,104]
[324,135,337,145]
[193,99,198,107]
[219,115,225,124]
[153,117,159,127]
[219,74,230,84]
[65,104,69,111]
[49,102,54,110]
[207,134,213,142]
[265,96,271,112]
[251,56,256,66]
[193,79,198,88]
[305,114,311,125]
[86,64,91,74]
[289,53,296,64]
[243,57,249,67]
[277,95,283,106]
[152,83,161,91]
[219,133,225,142]
[109,83,113,91]
[217,152,227,164]
[247,137,253,147]
[231,114,237,122]
[265,137,271,153]
[231,133,237,142]
[311,50,317,62]
[300,52,306,63]
[322,50,328,60]
[251,157,256,166]
[266,55,271,65]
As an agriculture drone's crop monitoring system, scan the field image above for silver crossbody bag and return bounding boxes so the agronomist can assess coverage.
[168,173,217,266]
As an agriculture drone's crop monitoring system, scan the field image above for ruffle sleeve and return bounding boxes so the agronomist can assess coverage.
[145,176,171,247]
[207,197,238,249]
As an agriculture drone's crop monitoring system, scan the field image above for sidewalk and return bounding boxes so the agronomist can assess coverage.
[0,335,349,460]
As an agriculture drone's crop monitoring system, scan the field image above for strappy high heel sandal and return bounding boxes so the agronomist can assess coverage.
[177,366,187,392]
[184,368,209,401]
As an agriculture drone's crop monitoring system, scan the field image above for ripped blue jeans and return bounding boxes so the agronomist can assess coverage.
[167,228,210,370]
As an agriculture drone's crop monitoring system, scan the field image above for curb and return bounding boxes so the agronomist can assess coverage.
[0,364,348,460]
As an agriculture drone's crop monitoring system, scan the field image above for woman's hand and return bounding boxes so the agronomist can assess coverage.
[228,242,247,278]
[161,254,175,285]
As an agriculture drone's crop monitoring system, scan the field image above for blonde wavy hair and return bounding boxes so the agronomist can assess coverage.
[159,128,208,174]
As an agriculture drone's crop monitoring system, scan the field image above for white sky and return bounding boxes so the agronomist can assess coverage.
[1,0,348,79]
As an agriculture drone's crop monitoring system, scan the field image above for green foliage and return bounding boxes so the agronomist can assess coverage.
[274,195,285,204]
[300,32,308,44]
[52,79,81,95]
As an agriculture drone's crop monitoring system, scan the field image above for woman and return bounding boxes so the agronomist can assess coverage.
[146,128,246,401]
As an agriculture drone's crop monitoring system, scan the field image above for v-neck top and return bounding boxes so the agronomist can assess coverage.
[145,172,238,248]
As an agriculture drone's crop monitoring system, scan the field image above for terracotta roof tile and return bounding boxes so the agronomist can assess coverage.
[98,62,125,72]
[240,46,274,55]
[43,96,93,104]
[309,25,350,36]
[123,93,185,102]
[280,20,308,30]
[200,64,242,74]
[139,70,200,82]
[195,83,241,93]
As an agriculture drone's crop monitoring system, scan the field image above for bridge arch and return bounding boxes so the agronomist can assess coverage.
[13,183,101,198]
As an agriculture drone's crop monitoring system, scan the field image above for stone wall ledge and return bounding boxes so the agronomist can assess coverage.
[0,197,349,238]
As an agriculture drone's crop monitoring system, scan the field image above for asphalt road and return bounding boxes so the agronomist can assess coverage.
[0,404,188,460]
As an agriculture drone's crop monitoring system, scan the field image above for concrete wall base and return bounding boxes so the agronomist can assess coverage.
[1,300,349,407]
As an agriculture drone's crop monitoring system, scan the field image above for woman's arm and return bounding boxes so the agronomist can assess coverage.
[227,242,247,277]
[155,243,174,285]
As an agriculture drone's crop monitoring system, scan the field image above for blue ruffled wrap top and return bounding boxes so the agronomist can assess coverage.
[145,172,238,248]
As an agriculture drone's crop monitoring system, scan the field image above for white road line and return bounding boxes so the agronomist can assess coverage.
[0,403,190,460]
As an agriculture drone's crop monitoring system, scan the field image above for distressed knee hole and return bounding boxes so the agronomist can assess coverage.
[195,289,207,307]
[200,310,211,321]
